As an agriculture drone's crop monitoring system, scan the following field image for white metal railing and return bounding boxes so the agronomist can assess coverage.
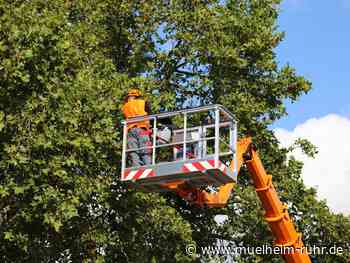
[121,104,238,177]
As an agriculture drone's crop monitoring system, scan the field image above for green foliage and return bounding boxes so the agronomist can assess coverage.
[0,0,349,262]
[288,138,319,158]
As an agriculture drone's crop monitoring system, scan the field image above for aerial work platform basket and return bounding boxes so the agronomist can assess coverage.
[121,105,238,192]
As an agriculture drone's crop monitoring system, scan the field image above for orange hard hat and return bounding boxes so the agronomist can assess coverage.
[127,89,142,97]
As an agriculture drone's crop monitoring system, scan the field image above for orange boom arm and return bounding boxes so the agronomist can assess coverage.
[176,137,311,263]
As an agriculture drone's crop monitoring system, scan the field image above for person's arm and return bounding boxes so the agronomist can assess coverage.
[145,100,151,114]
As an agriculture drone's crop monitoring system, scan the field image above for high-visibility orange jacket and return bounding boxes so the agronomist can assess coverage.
[122,98,150,130]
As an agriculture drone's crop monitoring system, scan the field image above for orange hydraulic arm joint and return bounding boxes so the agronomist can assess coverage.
[243,138,311,263]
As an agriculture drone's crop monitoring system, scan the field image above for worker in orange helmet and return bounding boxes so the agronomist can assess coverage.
[122,88,152,167]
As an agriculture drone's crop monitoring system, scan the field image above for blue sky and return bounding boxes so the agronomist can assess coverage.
[274,0,350,129]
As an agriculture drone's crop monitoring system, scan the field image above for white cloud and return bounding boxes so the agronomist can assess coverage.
[275,114,350,214]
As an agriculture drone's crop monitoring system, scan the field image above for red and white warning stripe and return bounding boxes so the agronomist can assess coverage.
[123,168,155,181]
[182,160,227,173]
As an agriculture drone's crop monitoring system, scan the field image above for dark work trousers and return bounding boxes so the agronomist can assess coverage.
[127,127,152,167]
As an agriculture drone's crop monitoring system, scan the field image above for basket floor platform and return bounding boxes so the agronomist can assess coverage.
[122,158,236,192]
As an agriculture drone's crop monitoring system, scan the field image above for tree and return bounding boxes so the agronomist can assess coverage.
[0,0,349,262]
